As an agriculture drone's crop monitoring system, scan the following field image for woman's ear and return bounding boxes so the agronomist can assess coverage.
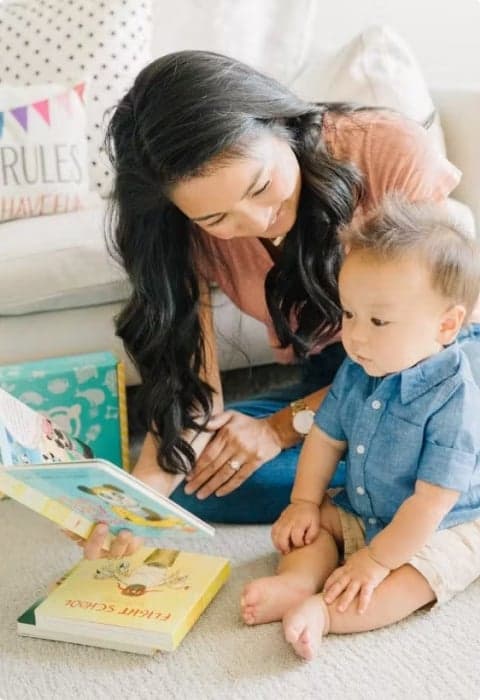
[437,304,467,345]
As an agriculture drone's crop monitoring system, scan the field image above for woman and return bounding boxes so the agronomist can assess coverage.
[81,49,478,558]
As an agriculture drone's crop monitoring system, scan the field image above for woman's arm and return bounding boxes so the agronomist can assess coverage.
[265,385,331,449]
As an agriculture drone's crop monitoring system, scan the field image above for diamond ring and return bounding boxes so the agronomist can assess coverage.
[227,459,242,471]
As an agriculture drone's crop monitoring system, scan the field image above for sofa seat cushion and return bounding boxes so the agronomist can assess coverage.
[0,195,130,316]
[0,195,474,318]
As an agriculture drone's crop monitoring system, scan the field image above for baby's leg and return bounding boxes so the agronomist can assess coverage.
[241,496,343,625]
[283,563,435,660]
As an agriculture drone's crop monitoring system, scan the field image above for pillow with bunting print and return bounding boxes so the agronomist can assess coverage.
[0,0,152,198]
[0,82,91,222]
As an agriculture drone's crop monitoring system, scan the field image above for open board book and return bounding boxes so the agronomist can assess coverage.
[17,546,230,653]
[0,386,215,542]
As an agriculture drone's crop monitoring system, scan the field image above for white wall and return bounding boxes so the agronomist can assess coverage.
[151,0,480,88]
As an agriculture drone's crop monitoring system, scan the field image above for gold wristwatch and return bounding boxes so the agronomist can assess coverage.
[290,399,315,436]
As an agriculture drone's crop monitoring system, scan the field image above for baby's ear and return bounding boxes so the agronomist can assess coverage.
[437,304,466,345]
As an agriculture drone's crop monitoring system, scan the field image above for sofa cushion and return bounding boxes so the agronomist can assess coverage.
[291,25,446,155]
[0,196,131,315]
[0,82,90,223]
[0,0,152,197]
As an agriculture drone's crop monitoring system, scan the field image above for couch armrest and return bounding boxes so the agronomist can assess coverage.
[432,87,480,234]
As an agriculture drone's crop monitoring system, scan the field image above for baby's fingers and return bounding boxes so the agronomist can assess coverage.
[271,524,292,554]
[357,583,375,614]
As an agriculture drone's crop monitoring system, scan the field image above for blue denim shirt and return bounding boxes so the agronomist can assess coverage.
[314,342,480,543]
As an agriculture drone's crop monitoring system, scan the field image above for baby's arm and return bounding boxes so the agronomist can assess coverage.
[367,479,460,570]
[322,480,460,613]
[272,425,346,553]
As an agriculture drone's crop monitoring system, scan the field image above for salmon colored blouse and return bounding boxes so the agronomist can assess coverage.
[196,110,462,364]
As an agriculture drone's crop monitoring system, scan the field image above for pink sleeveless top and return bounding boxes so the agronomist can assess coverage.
[197,111,462,364]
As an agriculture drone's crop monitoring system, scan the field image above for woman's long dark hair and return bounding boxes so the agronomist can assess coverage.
[105,50,364,474]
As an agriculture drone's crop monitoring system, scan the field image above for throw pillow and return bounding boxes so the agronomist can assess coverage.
[0,82,90,222]
[0,0,152,197]
[290,25,446,155]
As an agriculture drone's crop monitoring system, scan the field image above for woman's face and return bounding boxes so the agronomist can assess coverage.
[169,133,302,241]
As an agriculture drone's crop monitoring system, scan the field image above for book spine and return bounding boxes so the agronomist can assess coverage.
[0,471,95,539]
[116,361,130,472]
[171,562,231,650]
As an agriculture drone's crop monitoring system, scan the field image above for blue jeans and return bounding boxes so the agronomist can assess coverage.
[171,325,480,524]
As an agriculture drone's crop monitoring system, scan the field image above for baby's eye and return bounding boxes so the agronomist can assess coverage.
[371,318,389,327]
[342,310,353,319]
[252,180,271,197]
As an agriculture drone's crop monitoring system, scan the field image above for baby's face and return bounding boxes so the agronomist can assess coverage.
[338,250,450,377]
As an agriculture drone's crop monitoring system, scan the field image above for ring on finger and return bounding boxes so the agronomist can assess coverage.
[227,458,242,471]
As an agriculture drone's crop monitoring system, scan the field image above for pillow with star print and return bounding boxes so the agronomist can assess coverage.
[0,0,152,198]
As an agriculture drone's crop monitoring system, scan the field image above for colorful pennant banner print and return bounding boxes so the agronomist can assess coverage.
[0,82,85,138]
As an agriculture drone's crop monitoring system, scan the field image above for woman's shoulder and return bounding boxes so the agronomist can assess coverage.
[323,108,429,161]
[323,107,461,206]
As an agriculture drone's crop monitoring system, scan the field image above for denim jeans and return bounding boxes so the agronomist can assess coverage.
[171,325,480,524]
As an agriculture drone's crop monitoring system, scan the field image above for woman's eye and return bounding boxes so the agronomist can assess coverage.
[252,180,271,197]
[207,215,226,227]
[342,310,353,319]
[371,318,389,327]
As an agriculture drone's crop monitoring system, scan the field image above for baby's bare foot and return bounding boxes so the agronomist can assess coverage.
[241,574,314,626]
[283,594,329,661]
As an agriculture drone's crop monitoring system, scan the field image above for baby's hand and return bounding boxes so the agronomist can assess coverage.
[323,547,390,614]
[61,523,144,559]
[271,500,321,555]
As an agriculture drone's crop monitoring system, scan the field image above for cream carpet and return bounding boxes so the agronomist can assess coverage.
[1,499,479,700]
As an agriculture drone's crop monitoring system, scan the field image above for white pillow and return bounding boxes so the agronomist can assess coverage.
[291,25,446,155]
[0,0,152,197]
[0,82,90,222]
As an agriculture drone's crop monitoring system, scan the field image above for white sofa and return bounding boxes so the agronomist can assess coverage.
[1,3,479,386]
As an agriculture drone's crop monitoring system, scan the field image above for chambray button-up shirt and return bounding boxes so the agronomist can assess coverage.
[314,342,480,543]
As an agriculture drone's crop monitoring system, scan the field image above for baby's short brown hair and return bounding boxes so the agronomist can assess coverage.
[339,197,480,320]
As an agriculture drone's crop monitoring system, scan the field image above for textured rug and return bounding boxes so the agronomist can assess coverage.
[1,499,479,700]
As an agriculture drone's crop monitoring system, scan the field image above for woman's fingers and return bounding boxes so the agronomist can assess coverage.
[83,523,110,560]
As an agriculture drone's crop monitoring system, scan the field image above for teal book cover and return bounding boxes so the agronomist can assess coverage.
[0,351,129,469]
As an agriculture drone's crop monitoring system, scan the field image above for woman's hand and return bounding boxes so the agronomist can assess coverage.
[61,523,144,560]
[184,410,282,499]
[322,547,390,614]
[271,500,321,555]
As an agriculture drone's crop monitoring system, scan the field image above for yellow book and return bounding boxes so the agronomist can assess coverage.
[30,546,230,652]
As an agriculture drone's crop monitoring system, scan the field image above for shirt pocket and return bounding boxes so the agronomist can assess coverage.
[367,412,423,499]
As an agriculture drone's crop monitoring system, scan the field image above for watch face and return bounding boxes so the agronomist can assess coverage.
[292,409,315,435]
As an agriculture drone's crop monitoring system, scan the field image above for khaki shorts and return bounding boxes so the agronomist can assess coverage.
[337,507,480,606]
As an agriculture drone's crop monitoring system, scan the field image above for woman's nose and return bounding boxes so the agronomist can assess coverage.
[238,204,272,235]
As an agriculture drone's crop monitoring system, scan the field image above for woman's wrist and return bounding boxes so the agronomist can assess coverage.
[264,409,302,450]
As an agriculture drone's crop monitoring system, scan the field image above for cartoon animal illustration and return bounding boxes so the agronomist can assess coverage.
[42,417,93,459]
[76,483,195,531]
[46,404,82,440]
[94,548,191,597]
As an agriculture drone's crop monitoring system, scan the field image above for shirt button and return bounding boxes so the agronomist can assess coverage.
[368,517,377,525]
[356,486,365,496]
[371,400,381,410]
[356,444,365,454]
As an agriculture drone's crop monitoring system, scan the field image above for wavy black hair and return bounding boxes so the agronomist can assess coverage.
[105,50,365,474]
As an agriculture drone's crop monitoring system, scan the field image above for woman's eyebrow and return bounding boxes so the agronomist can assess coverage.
[191,165,264,222]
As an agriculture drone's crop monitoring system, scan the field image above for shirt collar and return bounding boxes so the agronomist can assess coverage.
[399,342,462,404]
